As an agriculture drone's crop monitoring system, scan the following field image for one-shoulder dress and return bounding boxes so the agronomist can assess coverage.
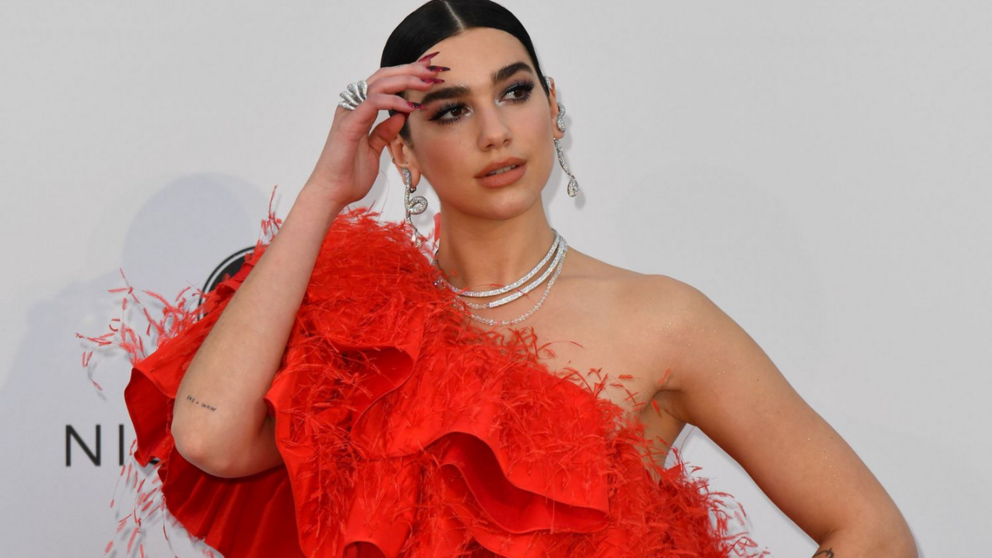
[114,210,762,558]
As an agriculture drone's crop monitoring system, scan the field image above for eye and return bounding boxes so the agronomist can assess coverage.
[430,103,469,125]
[428,80,537,126]
[500,80,535,104]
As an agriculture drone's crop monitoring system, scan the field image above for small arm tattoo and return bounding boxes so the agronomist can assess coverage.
[185,394,217,412]
[812,550,835,558]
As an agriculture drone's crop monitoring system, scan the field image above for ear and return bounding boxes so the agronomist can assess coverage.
[386,135,423,188]
[546,77,565,141]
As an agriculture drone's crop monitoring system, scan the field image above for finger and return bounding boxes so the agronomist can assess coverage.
[368,112,408,156]
[366,58,450,87]
[368,74,444,97]
[337,93,421,134]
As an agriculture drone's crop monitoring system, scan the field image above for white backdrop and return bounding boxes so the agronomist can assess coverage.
[1,0,989,556]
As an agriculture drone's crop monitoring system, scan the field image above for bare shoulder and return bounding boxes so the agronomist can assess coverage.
[561,249,715,338]
[551,248,750,446]
[558,249,729,388]
[563,248,714,330]
[568,250,784,421]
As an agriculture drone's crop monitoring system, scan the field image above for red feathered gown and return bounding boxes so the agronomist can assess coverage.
[120,210,760,558]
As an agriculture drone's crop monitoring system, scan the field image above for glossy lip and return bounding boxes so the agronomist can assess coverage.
[476,157,526,178]
[475,157,527,189]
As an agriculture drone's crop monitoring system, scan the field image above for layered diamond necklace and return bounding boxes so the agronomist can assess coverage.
[433,230,569,327]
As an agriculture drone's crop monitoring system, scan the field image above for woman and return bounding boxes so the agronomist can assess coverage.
[119,1,917,556]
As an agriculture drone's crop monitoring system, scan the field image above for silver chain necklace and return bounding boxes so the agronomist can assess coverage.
[442,230,562,300]
[461,238,566,310]
[434,232,568,326]
[465,241,568,327]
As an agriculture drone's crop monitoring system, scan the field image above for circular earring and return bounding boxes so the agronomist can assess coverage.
[545,76,580,198]
[402,167,428,246]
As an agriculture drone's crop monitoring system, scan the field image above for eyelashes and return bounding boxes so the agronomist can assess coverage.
[428,80,536,125]
[429,103,466,124]
[501,80,536,103]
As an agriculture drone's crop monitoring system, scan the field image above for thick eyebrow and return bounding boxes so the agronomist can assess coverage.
[491,61,533,86]
[419,61,534,106]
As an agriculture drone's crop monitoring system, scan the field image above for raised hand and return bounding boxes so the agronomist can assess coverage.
[306,52,448,207]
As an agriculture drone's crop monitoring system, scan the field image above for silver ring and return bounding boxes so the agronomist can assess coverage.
[338,80,369,111]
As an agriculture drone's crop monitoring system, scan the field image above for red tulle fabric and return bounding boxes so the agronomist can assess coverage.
[120,209,761,558]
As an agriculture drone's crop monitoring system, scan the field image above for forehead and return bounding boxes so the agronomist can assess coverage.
[422,27,532,78]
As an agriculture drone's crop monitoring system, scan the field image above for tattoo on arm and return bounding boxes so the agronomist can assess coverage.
[185,394,217,412]
[812,550,835,558]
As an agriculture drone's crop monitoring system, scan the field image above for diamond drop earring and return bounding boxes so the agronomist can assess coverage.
[554,138,580,198]
[402,167,428,246]
[546,76,580,198]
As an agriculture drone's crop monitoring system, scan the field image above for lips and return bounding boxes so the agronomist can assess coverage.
[476,157,526,178]
[476,157,527,188]
[486,165,519,176]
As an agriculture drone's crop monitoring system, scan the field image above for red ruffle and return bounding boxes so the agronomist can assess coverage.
[121,210,760,558]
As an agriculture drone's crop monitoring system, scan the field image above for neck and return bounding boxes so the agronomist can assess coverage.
[434,204,556,291]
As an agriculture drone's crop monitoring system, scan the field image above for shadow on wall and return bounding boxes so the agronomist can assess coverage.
[0,173,268,556]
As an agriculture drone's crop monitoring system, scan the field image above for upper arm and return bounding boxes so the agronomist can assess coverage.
[650,279,906,545]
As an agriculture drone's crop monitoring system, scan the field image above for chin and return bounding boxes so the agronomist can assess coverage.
[439,187,537,222]
[477,189,545,221]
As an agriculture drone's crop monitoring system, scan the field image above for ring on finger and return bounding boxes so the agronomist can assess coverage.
[338,80,369,111]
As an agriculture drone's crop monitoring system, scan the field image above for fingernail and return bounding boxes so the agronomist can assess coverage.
[421,78,445,84]
[427,65,451,73]
[408,101,423,109]
[418,51,440,63]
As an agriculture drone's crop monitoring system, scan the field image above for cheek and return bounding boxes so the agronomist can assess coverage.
[519,107,555,157]
[520,103,555,147]
[419,134,467,180]
[406,121,463,172]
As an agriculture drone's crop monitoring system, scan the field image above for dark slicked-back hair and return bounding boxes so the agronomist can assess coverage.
[381,0,550,140]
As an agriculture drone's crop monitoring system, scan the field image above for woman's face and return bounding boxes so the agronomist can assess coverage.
[393,28,562,222]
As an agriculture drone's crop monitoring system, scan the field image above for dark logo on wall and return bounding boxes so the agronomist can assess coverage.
[65,424,126,467]
[200,246,256,303]
[67,247,257,467]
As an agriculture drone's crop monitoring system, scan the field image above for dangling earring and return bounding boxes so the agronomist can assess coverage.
[402,167,428,246]
[554,138,579,198]
[546,76,579,198]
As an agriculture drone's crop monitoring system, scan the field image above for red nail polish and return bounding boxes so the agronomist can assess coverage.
[421,78,445,84]
[418,51,440,63]
[427,65,451,73]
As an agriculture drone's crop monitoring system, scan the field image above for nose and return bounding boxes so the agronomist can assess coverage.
[476,105,512,151]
